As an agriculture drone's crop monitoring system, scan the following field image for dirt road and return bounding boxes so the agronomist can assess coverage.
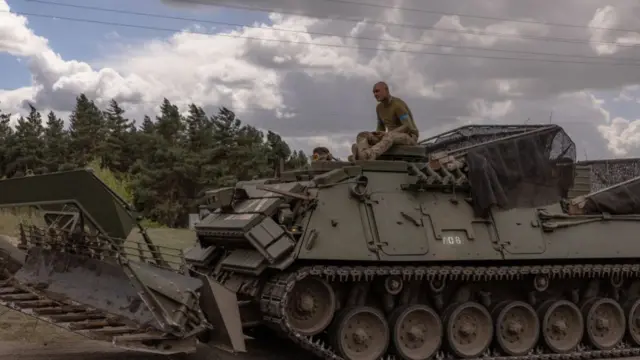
[0,339,307,360]
[0,341,172,360]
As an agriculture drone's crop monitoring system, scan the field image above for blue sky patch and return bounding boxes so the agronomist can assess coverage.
[593,89,640,122]
[0,53,30,89]
[1,0,271,89]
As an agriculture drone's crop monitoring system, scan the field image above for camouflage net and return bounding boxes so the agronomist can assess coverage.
[581,158,640,192]
[464,125,576,216]
[421,124,550,153]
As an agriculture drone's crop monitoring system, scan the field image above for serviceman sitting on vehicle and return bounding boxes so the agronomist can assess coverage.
[350,81,419,161]
[312,147,337,162]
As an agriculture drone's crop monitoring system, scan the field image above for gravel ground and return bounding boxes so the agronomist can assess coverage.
[0,341,171,360]
[0,340,307,360]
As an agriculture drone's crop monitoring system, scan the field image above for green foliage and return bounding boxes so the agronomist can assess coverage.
[44,111,71,172]
[68,94,106,167]
[87,159,133,203]
[86,159,164,228]
[5,104,47,177]
[139,218,166,229]
[0,95,311,229]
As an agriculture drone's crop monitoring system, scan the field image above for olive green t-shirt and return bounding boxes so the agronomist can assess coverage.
[375,96,419,138]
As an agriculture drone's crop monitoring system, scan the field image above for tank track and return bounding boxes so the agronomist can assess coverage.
[258,263,640,360]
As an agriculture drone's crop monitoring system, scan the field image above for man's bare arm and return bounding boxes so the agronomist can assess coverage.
[391,109,414,134]
[391,123,410,133]
[376,114,385,132]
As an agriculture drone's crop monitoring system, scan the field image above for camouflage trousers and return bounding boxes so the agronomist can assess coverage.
[352,131,418,160]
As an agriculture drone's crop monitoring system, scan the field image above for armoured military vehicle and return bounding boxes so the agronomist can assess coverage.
[1,123,640,360]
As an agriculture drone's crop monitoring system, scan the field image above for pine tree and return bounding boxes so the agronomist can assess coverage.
[155,98,184,145]
[184,104,213,152]
[134,115,157,160]
[207,107,265,186]
[68,94,106,167]
[0,109,14,178]
[102,99,135,173]
[182,103,215,205]
[6,104,45,176]
[43,111,71,172]
[288,150,309,169]
[131,99,190,227]
[265,130,293,173]
[141,115,155,134]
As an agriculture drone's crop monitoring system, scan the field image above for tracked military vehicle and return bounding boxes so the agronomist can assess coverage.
[1,123,640,360]
[186,123,640,360]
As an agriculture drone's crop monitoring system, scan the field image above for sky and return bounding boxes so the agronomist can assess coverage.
[2,0,640,160]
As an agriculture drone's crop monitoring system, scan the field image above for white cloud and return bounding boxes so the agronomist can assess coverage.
[104,31,120,40]
[588,5,640,55]
[3,0,640,158]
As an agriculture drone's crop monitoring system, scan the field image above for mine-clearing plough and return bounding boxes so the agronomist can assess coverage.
[0,169,213,355]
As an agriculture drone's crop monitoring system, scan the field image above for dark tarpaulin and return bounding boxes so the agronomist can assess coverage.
[581,176,640,214]
[465,126,577,217]
[423,125,549,154]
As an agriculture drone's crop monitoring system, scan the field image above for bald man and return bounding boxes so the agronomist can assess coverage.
[351,82,419,161]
